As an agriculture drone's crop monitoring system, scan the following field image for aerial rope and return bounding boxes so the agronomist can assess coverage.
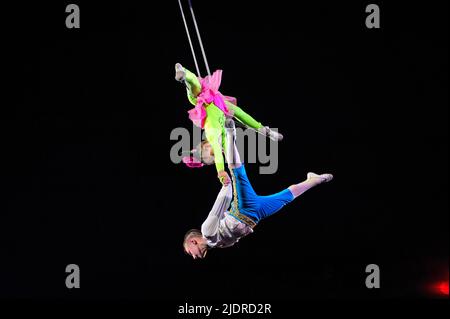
[177,0,211,77]
[177,0,201,76]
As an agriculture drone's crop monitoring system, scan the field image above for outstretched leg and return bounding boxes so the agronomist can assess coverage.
[254,172,333,221]
[225,101,283,142]
[226,102,263,130]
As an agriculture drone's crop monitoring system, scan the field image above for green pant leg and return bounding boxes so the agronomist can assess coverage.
[184,68,202,105]
[226,102,263,129]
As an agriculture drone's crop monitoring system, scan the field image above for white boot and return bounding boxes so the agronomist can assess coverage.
[307,172,334,185]
[258,126,284,141]
[175,63,186,82]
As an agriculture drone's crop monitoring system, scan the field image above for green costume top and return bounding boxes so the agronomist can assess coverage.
[187,93,227,173]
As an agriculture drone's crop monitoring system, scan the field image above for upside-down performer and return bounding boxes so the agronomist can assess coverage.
[175,63,283,185]
[183,119,333,259]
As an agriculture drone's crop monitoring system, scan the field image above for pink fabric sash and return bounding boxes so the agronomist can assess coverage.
[182,155,204,168]
[187,70,236,128]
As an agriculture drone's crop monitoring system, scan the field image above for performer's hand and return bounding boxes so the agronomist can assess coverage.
[218,171,231,186]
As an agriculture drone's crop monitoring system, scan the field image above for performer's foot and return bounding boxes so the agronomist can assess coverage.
[225,119,236,138]
[307,172,333,185]
[225,118,236,129]
[175,63,186,82]
[259,126,284,141]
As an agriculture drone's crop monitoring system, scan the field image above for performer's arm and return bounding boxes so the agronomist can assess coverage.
[201,184,233,238]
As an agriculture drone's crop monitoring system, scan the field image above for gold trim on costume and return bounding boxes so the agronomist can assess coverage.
[229,169,257,229]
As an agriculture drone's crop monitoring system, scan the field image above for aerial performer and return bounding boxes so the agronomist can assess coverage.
[175,63,283,185]
[182,119,333,259]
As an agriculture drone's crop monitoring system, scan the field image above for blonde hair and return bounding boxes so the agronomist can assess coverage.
[197,140,214,165]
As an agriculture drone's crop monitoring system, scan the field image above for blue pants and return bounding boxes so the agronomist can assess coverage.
[231,165,294,224]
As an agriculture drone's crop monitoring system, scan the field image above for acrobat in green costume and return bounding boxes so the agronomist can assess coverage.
[176,63,283,184]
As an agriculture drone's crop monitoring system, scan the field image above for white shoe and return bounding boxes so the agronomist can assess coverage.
[264,126,283,141]
[307,172,333,184]
[225,118,236,129]
[175,63,186,82]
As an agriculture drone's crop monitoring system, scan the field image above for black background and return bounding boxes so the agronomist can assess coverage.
[1,0,448,310]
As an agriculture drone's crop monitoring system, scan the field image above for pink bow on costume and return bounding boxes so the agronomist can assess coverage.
[182,155,204,168]
[187,70,237,128]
